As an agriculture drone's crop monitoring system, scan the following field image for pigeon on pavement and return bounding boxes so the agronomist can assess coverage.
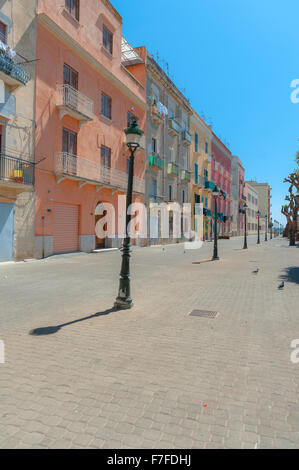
[278,281,285,290]
[252,268,259,274]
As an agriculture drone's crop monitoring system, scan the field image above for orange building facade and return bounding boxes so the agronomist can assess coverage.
[34,0,146,257]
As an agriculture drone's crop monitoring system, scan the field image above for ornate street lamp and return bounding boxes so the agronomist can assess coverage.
[257,210,261,245]
[265,214,268,242]
[212,186,220,261]
[270,217,273,239]
[243,203,248,249]
[114,118,143,310]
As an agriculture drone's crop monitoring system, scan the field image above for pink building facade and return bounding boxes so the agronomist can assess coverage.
[211,134,232,235]
[33,0,146,257]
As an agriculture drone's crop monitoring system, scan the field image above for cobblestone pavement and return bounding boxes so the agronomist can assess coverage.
[0,236,298,449]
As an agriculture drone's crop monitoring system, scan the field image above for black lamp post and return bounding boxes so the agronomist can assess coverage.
[114,119,143,310]
[243,203,248,249]
[212,186,220,261]
[270,217,273,240]
[265,214,268,242]
[257,210,261,245]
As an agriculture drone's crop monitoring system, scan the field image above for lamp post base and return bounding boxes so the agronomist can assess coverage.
[212,256,220,261]
[114,298,133,310]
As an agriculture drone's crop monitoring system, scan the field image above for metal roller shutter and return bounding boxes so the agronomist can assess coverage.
[53,203,79,254]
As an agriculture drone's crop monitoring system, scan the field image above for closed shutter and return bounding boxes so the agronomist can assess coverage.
[53,204,79,254]
[0,203,14,261]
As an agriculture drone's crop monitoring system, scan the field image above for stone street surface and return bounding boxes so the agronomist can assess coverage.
[0,236,298,449]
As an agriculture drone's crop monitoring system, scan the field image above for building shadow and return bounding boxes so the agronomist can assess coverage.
[29,308,115,336]
[279,267,299,285]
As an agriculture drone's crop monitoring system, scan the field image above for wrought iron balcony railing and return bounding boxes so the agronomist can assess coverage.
[0,51,30,86]
[149,154,163,170]
[0,153,34,185]
[55,152,145,194]
[182,130,191,145]
[181,169,191,183]
[167,162,179,177]
[57,84,94,121]
[168,118,180,136]
[205,180,215,191]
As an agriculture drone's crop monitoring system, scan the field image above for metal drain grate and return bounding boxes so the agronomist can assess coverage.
[190,310,218,318]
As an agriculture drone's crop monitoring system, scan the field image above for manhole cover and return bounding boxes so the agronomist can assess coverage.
[190,310,218,318]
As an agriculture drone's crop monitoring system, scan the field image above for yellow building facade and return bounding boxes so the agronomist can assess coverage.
[190,110,213,240]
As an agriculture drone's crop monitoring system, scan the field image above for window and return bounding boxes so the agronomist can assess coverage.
[152,138,157,154]
[127,111,136,128]
[0,21,7,44]
[195,133,198,153]
[205,142,209,154]
[194,162,198,185]
[101,145,111,168]
[62,128,77,155]
[65,0,79,21]
[63,64,78,89]
[151,179,157,197]
[169,148,174,162]
[62,128,77,175]
[103,25,113,55]
[204,168,208,180]
[101,92,112,120]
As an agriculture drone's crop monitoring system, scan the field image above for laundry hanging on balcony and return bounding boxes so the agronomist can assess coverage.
[0,40,16,59]
[156,101,168,120]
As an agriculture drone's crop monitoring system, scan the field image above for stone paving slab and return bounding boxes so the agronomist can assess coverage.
[0,237,298,449]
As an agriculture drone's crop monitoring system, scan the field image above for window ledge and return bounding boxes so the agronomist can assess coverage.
[62,8,80,28]
[99,114,113,125]
[101,45,113,61]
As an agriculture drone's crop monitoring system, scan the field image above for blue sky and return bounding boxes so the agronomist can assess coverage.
[112,0,299,225]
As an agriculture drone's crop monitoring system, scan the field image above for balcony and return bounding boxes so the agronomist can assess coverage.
[57,85,94,126]
[203,208,212,217]
[150,105,163,126]
[149,193,164,202]
[0,153,34,189]
[204,180,215,191]
[149,154,163,171]
[167,162,179,178]
[168,118,180,136]
[181,170,191,183]
[182,130,191,146]
[55,152,145,194]
[0,51,30,89]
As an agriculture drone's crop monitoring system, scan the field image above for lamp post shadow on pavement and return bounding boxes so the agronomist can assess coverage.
[114,118,143,311]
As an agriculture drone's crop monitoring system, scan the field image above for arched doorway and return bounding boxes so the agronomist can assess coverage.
[95,202,108,249]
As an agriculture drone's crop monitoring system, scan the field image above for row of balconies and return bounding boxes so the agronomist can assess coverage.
[150,105,191,146]
[55,152,145,194]
[148,155,190,182]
